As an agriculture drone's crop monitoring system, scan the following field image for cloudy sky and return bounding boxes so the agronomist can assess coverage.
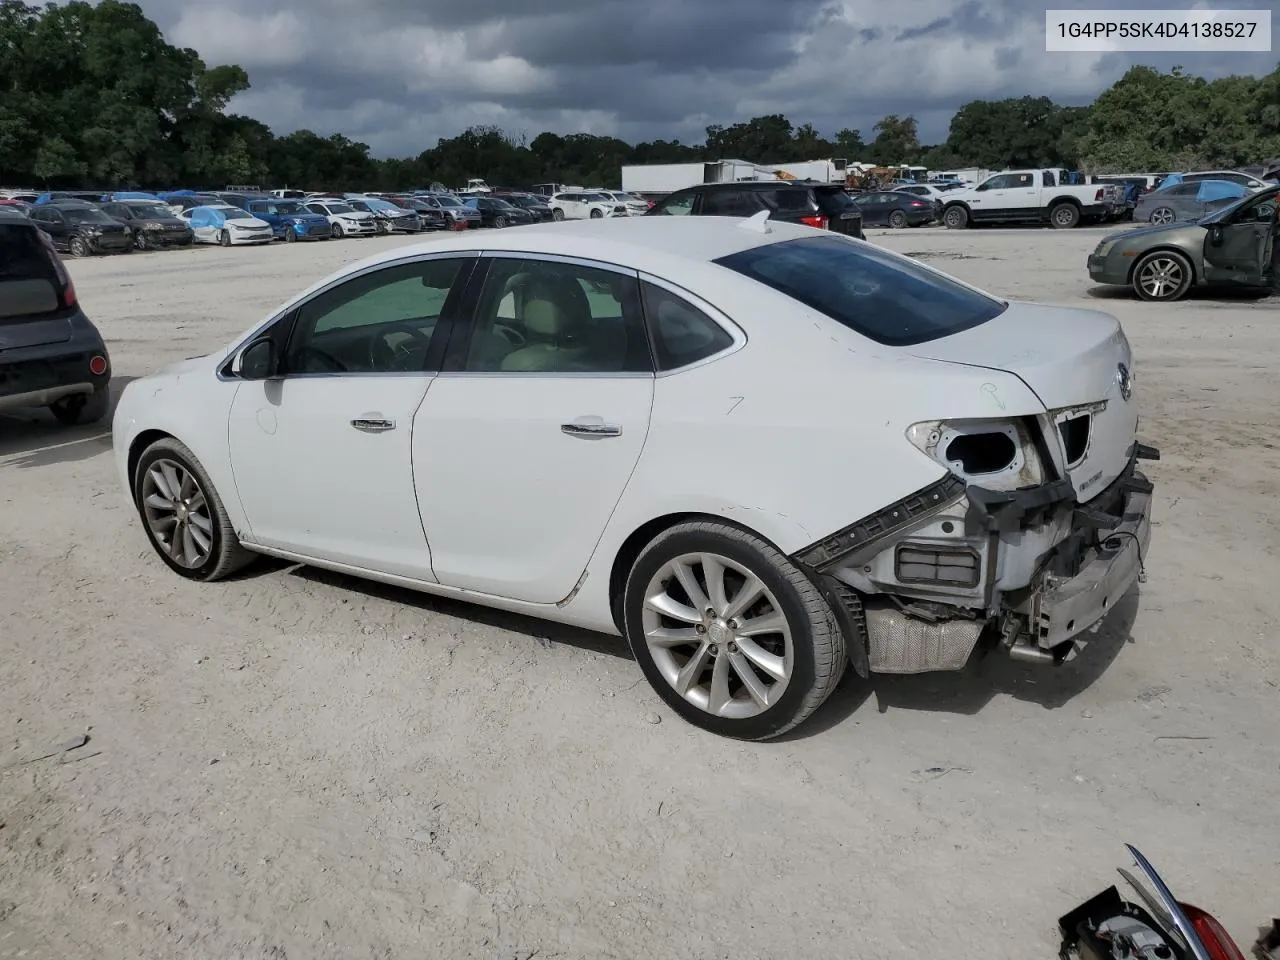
[130,0,1278,156]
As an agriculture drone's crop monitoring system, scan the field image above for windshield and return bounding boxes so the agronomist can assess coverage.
[126,203,170,218]
[325,203,354,214]
[435,196,463,207]
[715,234,1007,347]
[64,208,114,224]
[220,207,256,220]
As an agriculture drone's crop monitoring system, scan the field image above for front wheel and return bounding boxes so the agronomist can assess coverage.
[68,235,89,257]
[284,227,296,242]
[330,222,344,239]
[1149,207,1175,225]
[133,437,255,582]
[134,231,148,251]
[1132,250,1193,302]
[942,205,968,229]
[589,208,604,219]
[623,521,847,740]
[219,229,231,247]
[493,215,508,228]
[888,209,908,229]
[552,208,565,221]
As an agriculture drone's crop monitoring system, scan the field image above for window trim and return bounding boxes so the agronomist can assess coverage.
[636,272,745,376]
[217,251,480,382]
[438,250,655,380]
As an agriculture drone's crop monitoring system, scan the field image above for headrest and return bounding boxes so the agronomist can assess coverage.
[524,298,564,337]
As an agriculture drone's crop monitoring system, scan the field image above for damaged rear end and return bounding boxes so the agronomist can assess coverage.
[794,301,1158,675]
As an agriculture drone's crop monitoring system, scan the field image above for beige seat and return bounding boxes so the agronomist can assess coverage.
[500,298,590,371]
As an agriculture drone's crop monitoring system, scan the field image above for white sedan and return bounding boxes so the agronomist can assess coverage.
[111,214,1157,739]
[304,199,378,238]
[547,191,629,221]
[178,205,274,245]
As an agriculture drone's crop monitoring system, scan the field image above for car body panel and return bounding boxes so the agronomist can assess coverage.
[303,200,378,236]
[179,205,274,244]
[244,200,332,240]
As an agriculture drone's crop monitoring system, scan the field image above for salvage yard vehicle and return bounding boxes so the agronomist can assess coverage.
[851,190,936,228]
[0,206,112,424]
[304,199,378,238]
[100,199,195,250]
[1088,184,1279,302]
[547,191,629,221]
[419,192,482,230]
[941,169,1116,229]
[346,196,423,234]
[243,199,332,242]
[1133,180,1247,225]
[647,180,865,240]
[178,205,274,246]
[463,195,534,228]
[27,200,132,256]
[113,215,1156,740]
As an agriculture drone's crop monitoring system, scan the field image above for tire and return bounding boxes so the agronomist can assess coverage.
[493,215,508,228]
[589,208,604,219]
[552,208,565,222]
[49,387,109,426]
[888,209,908,229]
[1149,207,1175,225]
[1131,250,1194,302]
[219,229,231,247]
[68,235,89,257]
[134,231,148,251]
[132,437,255,582]
[284,227,296,242]
[943,205,969,229]
[622,520,847,740]
[1049,202,1080,229]
[330,222,344,239]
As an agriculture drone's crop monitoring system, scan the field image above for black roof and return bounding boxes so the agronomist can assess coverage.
[684,179,828,191]
[0,206,31,222]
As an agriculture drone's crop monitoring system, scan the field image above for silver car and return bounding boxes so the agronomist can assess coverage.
[1134,179,1248,225]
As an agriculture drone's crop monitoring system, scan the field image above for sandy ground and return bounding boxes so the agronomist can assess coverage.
[1,224,1278,960]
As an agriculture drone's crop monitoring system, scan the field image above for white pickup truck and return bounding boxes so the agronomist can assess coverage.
[939,169,1119,229]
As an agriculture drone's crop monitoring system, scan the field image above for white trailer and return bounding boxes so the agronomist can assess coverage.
[621,160,776,197]
[765,159,851,183]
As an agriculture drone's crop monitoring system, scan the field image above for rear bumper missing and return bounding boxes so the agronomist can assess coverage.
[793,446,1158,674]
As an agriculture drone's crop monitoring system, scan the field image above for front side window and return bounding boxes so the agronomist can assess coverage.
[461,258,651,373]
[715,234,1007,347]
[652,192,695,215]
[283,258,468,375]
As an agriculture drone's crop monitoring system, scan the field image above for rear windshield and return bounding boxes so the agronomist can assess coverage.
[714,234,1007,347]
[814,188,859,212]
[0,224,60,320]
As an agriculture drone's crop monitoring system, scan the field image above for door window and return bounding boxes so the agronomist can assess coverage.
[977,174,1019,191]
[461,258,651,373]
[641,282,734,371]
[653,192,695,215]
[283,258,468,375]
[699,191,761,216]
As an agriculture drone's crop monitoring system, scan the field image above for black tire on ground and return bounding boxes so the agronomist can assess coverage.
[888,209,908,229]
[552,208,565,221]
[284,227,296,242]
[943,205,969,229]
[132,436,256,582]
[494,216,508,228]
[1131,249,1194,302]
[219,229,231,247]
[589,208,604,219]
[1049,202,1080,229]
[49,387,109,426]
[134,231,148,251]
[622,520,847,740]
[68,235,89,257]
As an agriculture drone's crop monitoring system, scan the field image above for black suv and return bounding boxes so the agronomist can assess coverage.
[0,208,112,424]
[646,181,864,239]
[100,199,195,250]
[27,200,131,257]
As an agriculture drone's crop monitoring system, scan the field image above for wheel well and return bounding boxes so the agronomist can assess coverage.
[606,512,770,633]
[127,429,173,492]
[1125,246,1198,284]
[1047,196,1082,209]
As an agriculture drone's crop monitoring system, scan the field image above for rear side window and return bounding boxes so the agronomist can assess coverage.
[0,223,61,319]
[641,282,734,370]
[699,191,762,216]
[762,189,818,213]
[714,234,1007,347]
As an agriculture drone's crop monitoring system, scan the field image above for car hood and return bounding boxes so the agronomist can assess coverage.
[907,300,1137,500]
[340,211,374,220]
[1102,221,1202,245]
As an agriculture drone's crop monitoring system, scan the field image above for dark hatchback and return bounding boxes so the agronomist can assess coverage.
[464,196,535,228]
[646,181,864,239]
[854,190,938,228]
[27,201,132,257]
[100,200,194,249]
[0,208,112,424]
[498,193,556,222]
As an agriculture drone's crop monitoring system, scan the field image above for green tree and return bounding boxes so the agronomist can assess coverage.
[867,115,920,165]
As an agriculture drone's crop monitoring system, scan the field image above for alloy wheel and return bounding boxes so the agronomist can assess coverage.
[641,552,793,719]
[1137,255,1187,300]
[1150,208,1174,225]
[140,458,215,569]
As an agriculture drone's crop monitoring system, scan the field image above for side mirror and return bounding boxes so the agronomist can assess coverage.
[231,337,278,379]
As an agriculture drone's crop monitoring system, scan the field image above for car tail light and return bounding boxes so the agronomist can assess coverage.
[1094,188,1105,201]
[1180,903,1247,960]
[799,214,828,229]
[89,355,108,376]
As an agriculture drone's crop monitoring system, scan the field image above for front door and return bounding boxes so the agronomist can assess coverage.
[1203,194,1276,285]
[227,254,476,578]
[413,254,655,604]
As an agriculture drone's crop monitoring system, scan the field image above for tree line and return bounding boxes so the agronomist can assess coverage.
[2,1,1278,193]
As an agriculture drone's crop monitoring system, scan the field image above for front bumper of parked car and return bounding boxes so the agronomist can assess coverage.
[793,446,1158,675]
[1087,246,1135,285]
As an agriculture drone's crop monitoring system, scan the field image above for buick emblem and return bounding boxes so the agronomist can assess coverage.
[1117,363,1132,401]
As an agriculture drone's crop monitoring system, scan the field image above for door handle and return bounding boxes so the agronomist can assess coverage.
[352,418,395,432]
[561,421,622,438]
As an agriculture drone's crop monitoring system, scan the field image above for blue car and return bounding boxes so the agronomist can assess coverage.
[243,199,332,241]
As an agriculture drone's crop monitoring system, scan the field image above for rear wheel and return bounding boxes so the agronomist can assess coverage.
[943,205,969,229]
[888,209,908,229]
[623,520,846,740]
[49,387,109,426]
[552,208,565,222]
[1049,202,1080,229]
[493,215,508,228]
[1132,250,1193,302]
[589,208,604,219]
[133,437,255,582]
[133,231,148,251]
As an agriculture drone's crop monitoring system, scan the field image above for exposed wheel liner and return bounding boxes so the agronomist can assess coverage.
[623,520,847,740]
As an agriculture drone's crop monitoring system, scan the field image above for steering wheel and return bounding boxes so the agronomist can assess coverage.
[369,321,433,371]
[492,320,526,346]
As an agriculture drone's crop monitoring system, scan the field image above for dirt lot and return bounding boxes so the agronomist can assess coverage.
[2,226,1278,960]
